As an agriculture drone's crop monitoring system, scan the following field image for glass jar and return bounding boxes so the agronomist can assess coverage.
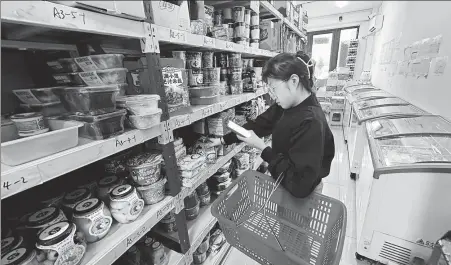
[109,185,144,224]
[40,192,66,208]
[72,198,113,243]
[36,221,86,265]
[26,207,67,232]
[1,235,25,254]
[1,247,40,265]
[62,188,92,218]
[97,175,125,204]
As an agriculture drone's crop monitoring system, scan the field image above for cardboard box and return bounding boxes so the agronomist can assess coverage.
[149,0,191,32]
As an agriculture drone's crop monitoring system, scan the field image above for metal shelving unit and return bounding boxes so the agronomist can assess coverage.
[0,1,292,264]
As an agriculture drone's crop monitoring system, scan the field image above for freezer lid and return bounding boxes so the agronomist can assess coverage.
[357,104,428,122]
[353,97,409,110]
[368,115,451,138]
[351,90,392,100]
[344,84,378,93]
[374,135,451,167]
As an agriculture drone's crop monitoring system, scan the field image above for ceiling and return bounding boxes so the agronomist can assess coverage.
[301,1,382,18]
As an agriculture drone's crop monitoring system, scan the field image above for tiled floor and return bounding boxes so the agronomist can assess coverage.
[221,127,368,265]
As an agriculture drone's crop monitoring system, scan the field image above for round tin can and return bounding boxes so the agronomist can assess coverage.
[172,51,186,68]
[228,67,242,81]
[203,68,220,85]
[220,68,228,82]
[251,11,259,26]
[227,53,242,67]
[10,112,48,137]
[217,53,228,68]
[250,39,260,48]
[202,52,215,68]
[227,23,234,41]
[219,81,228,95]
[233,22,245,38]
[185,204,200,220]
[244,23,250,38]
[232,6,245,22]
[234,37,249,45]
[188,68,204,87]
[223,8,232,23]
[230,80,243,95]
[244,9,251,25]
[250,25,260,39]
[214,10,223,26]
[186,52,202,69]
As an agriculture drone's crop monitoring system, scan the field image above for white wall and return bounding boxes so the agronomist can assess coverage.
[371,1,451,119]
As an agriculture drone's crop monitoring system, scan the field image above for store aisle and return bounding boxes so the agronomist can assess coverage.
[220,127,366,265]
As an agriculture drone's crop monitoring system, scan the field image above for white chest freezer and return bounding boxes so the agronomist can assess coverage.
[356,127,451,265]
[349,104,429,178]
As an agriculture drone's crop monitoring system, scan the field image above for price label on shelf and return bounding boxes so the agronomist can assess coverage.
[201,106,215,118]
[125,224,148,248]
[243,46,250,53]
[203,36,215,47]
[78,72,104,86]
[156,200,174,220]
[169,29,187,43]
[174,191,185,214]
[115,133,138,149]
[225,42,234,50]
[172,115,190,129]
[2,167,42,199]
[219,101,229,111]
[52,5,86,26]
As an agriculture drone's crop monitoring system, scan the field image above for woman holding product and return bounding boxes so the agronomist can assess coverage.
[210,51,335,198]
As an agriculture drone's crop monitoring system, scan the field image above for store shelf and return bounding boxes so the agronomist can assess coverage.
[1,125,163,200]
[0,1,147,39]
[80,196,175,265]
[203,242,231,265]
[155,24,278,57]
[260,1,307,39]
[168,91,267,131]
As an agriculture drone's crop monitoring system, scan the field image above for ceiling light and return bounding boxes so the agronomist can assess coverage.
[335,1,349,8]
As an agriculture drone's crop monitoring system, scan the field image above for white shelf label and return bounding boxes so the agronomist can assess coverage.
[74,57,97,72]
[52,5,86,26]
[172,115,191,129]
[2,167,42,199]
[203,36,215,47]
[115,133,138,149]
[219,101,229,112]
[78,72,104,86]
[126,224,148,248]
[225,42,234,50]
[156,200,174,220]
[169,29,187,43]
[201,106,215,118]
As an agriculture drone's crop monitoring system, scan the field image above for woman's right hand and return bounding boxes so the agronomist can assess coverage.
[207,138,222,148]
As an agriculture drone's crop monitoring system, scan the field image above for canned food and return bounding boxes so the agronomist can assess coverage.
[250,25,260,39]
[233,22,246,38]
[232,6,245,22]
[244,23,250,38]
[214,10,223,25]
[230,81,243,94]
[223,8,232,23]
[185,204,200,220]
[186,52,202,69]
[203,68,220,85]
[188,69,204,87]
[219,81,228,95]
[202,52,215,68]
[244,9,251,25]
[217,53,228,68]
[227,53,242,67]
[228,67,242,81]
[251,11,259,26]
[220,68,228,82]
[172,51,186,68]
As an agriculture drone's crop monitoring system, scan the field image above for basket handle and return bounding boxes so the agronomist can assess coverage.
[225,185,238,199]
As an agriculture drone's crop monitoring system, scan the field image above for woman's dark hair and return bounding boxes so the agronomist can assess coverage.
[262,51,315,92]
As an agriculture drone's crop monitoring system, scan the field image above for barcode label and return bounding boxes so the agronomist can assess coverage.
[79,72,104,86]
[75,56,98,72]
[12,90,41,104]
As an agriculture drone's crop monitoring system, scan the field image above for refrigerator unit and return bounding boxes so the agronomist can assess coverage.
[355,115,451,265]
[349,104,429,178]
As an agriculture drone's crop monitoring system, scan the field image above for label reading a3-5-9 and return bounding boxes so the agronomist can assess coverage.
[52,6,86,25]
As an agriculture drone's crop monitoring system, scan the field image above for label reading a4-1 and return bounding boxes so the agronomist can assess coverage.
[53,7,86,24]
[116,135,137,148]
[202,107,214,118]
[170,29,186,43]
[203,37,214,47]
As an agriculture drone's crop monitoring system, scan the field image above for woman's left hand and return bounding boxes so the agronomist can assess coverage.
[237,130,267,150]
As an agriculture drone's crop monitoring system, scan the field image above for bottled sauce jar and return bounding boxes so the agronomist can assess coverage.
[109,185,144,224]
[62,188,92,218]
[2,247,40,265]
[26,207,67,232]
[97,175,125,204]
[72,198,113,243]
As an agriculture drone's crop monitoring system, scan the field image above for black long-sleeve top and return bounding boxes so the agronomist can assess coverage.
[223,93,335,198]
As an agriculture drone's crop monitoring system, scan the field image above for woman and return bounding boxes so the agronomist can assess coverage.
[210,51,335,198]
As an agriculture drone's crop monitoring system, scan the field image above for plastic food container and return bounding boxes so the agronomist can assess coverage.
[1,119,82,166]
[1,235,25,254]
[186,52,203,69]
[71,68,128,86]
[103,149,133,175]
[13,87,63,104]
[190,95,220,105]
[232,6,245,22]
[127,152,163,186]
[188,69,204,87]
[184,192,199,209]
[229,67,242,81]
[128,108,162,130]
[20,102,67,117]
[230,81,243,94]
[47,58,81,73]
[10,112,48,137]
[2,247,40,265]
[116,95,160,115]
[68,109,126,140]
[97,175,125,204]
[180,164,205,179]
[136,178,167,205]
[1,117,18,143]
[60,85,119,115]
[52,72,81,85]
[73,198,113,243]
[62,188,93,218]
[36,221,87,265]
[179,154,206,171]
[203,68,220,85]
[74,54,124,71]
[185,204,200,220]
[26,207,67,232]
[109,184,144,223]
[189,86,219,98]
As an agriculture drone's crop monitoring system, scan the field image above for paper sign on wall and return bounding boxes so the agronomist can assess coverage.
[431,56,448,76]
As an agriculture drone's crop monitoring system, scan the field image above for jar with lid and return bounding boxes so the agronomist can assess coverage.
[121,246,141,265]
[77,180,98,197]
[126,152,162,186]
[103,149,133,176]
[2,247,40,265]
[36,221,87,265]
[1,235,25,254]
[109,185,144,224]
[62,188,92,218]
[26,207,67,233]
[72,198,113,243]
[97,175,125,204]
